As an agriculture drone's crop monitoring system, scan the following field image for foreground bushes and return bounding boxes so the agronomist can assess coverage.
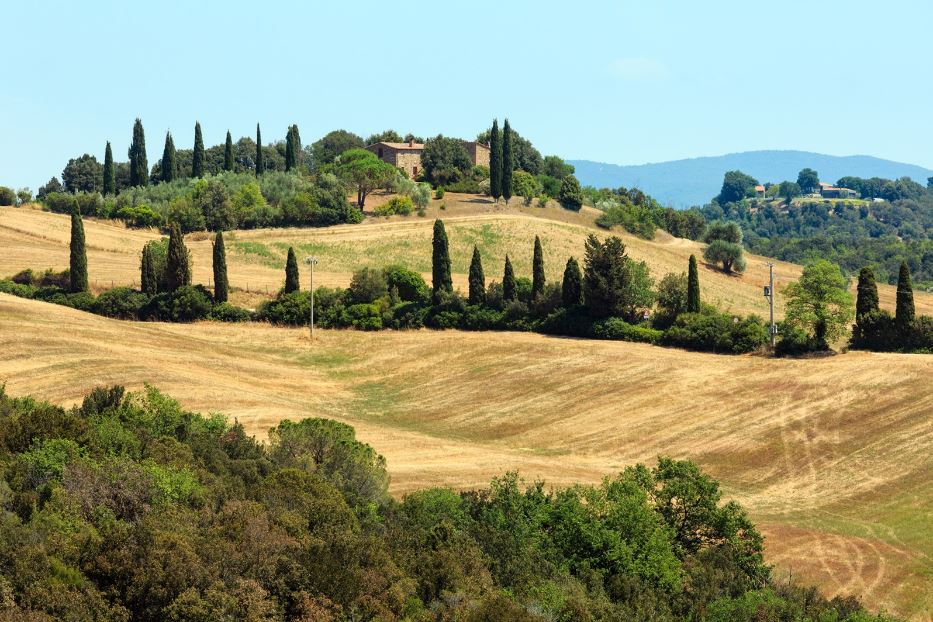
[0,385,897,621]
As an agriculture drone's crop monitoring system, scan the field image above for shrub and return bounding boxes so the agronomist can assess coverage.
[44,291,97,312]
[774,321,821,356]
[258,291,311,326]
[0,279,38,298]
[10,268,70,288]
[347,267,388,304]
[346,303,382,330]
[558,175,584,211]
[663,311,767,354]
[140,285,212,322]
[116,205,162,228]
[94,287,149,319]
[0,186,16,205]
[209,302,253,323]
[444,178,482,194]
[384,265,429,303]
[435,187,445,199]
[905,316,933,352]
[374,195,414,217]
[592,318,663,344]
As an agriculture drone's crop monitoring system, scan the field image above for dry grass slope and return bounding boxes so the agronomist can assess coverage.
[0,295,930,620]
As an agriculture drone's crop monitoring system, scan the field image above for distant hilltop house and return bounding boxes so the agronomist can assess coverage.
[818,182,859,199]
[754,184,767,198]
[366,139,490,179]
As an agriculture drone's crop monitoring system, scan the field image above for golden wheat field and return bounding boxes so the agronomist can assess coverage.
[1,200,932,619]
[0,295,931,619]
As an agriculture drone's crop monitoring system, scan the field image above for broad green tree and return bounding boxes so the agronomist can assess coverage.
[165,222,191,292]
[778,180,802,203]
[420,135,472,186]
[103,141,116,195]
[213,231,228,303]
[686,254,701,313]
[797,168,820,194]
[532,236,545,300]
[255,123,264,176]
[855,266,879,318]
[161,132,177,182]
[311,129,365,167]
[284,246,300,294]
[558,175,584,211]
[503,255,516,302]
[223,131,234,171]
[784,260,853,350]
[717,170,757,203]
[502,119,513,202]
[468,246,485,305]
[69,203,88,292]
[432,219,452,301]
[895,261,914,332]
[489,119,502,201]
[192,122,205,178]
[128,118,148,187]
[703,222,746,273]
[583,234,654,320]
[562,257,583,306]
[62,154,103,193]
[335,149,396,209]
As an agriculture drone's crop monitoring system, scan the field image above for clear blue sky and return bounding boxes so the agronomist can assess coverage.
[3,0,931,191]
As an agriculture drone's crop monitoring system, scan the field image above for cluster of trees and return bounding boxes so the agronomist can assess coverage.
[0,384,899,621]
[850,262,932,352]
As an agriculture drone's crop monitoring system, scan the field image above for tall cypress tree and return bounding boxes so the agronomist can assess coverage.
[69,202,88,293]
[532,235,545,300]
[284,246,300,294]
[192,122,205,178]
[255,123,264,176]
[161,132,177,182]
[103,141,115,195]
[489,119,502,202]
[468,246,486,305]
[166,222,191,292]
[223,130,235,172]
[432,219,452,301]
[213,231,229,303]
[562,257,583,307]
[140,244,158,295]
[855,266,879,319]
[895,261,915,332]
[686,254,701,313]
[501,118,513,203]
[285,124,301,171]
[503,255,516,302]
[128,118,148,187]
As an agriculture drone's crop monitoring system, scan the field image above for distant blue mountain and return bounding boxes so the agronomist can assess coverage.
[569,151,933,208]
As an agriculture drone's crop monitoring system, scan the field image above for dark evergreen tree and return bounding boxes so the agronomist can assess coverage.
[140,245,158,295]
[532,235,545,300]
[69,202,88,293]
[161,132,177,182]
[562,257,583,307]
[468,246,486,305]
[501,119,513,203]
[103,141,115,195]
[165,222,191,292]
[284,246,300,294]
[128,118,148,187]
[255,123,264,176]
[192,122,205,178]
[223,130,234,172]
[686,254,701,313]
[855,266,879,319]
[432,219,453,301]
[285,124,301,171]
[895,261,914,332]
[489,119,502,202]
[503,255,516,302]
[212,231,229,303]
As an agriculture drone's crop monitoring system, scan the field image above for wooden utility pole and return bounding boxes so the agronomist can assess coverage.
[305,256,318,341]
[765,262,776,348]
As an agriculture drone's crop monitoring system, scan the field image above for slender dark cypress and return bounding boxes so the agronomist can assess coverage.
[489,119,502,202]
[103,141,116,195]
[501,118,513,203]
[432,219,452,302]
[562,257,583,307]
[161,132,177,182]
[223,131,234,172]
[128,118,148,187]
[895,261,915,332]
[166,222,191,292]
[855,266,879,319]
[532,235,545,300]
[69,202,88,293]
[255,123,264,176]
[468,246,486,305]
[141,245,158,295]
[213,231,229,303]
[503,255,516,302]
[285,125,301,171]
[686,254,701,313]
[284,247,300,294]
[192,122,205,178]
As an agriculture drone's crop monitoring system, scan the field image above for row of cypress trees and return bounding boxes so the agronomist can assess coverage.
[489,118,514,203]
[105,119,299,193]
[138,225,229,303]
[854,261,915,337]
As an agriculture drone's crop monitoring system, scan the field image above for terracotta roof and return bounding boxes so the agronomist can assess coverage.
[755,185,765,192]
[370,141,424,150]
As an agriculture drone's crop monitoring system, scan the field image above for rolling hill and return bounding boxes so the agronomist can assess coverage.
[570,151,933,207]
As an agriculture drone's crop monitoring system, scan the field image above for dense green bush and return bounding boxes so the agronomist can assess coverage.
[140,285,212,322]
[384,265,430,303]
[374,195,414,216]
[208,302,253,322]
[662,311,767,353]
[0,186,16,205]
[592,317,663,344]
[93,287,149,319]
[115,204,163,228]
[257,290,311,325]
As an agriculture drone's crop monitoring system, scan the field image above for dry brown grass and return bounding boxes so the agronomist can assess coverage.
[0,294,930,619]
[3,199,928,316]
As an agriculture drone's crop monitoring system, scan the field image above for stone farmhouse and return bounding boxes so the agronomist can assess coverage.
[366,139,490,179]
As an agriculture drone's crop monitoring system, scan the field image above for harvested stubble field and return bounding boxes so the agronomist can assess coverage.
[0,295,930,620]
